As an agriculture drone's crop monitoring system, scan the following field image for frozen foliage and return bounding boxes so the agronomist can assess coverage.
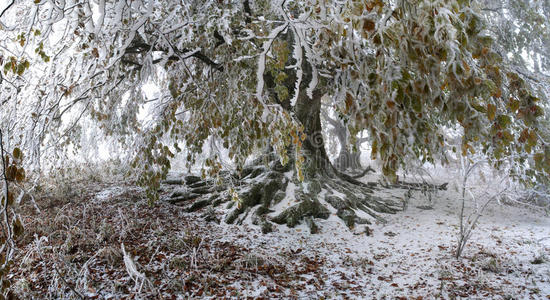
[0,0,549,198]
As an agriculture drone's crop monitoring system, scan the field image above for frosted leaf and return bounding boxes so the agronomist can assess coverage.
[256,23,288,103]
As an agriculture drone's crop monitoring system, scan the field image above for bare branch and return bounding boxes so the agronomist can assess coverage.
[0,0,14,20]
[243,0,252,23]
[125,43,223,71]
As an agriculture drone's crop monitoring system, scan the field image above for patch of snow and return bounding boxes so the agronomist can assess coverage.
[317,189,337,215]
[270,181,298,214]
[207,174,550,298]
[95,186,126,202]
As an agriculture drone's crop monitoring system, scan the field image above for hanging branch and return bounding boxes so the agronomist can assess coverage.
[124,43,223,71]
[243,0,252,23]
[0,0,15,20]
[0,129,14,270]
[0,130,12,240]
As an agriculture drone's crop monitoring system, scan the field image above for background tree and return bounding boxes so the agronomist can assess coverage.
[477,0,550,186]
[322,106,370,173]
[0,0,548,231]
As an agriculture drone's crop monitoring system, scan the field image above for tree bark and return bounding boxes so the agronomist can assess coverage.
[295,89,332,177]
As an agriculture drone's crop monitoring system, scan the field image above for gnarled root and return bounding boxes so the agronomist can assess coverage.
[162,155,406,234]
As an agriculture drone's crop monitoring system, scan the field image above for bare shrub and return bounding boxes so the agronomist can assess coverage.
[455,157,509,259]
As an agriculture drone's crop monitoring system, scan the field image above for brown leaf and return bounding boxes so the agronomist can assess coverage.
[12,147,22,160]
[487,103,496,121]
[15,168,25,183]
[366,1,374,11]
[6,191,14,206]
[377,275,391,282]
[6,165,17,181]
[363,19,376,32]
[493,88,502,98]
[345,92,354,112]
[519,129,529,143]
[13,217,24,237]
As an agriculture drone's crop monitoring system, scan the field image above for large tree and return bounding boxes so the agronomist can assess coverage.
[1,0,548,231]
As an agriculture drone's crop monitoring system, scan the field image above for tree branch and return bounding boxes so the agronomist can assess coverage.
[0,0,15,20]
[124,43,223,71]
[481,6,503,13]
[357,136,369,144]
[243,0,252,23]
[321,110,341,128]
[0,129,14,269]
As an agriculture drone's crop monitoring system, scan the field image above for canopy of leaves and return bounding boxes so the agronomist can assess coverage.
[0,0,548,197]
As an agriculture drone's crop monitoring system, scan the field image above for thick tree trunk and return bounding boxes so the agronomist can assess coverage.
[295,90,332,177]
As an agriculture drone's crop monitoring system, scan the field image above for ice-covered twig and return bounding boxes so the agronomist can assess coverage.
[121,243,147,293]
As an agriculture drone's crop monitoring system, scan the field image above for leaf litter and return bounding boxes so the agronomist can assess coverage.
[8,178,550,299]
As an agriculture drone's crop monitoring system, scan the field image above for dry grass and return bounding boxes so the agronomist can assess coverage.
[10,182,313,299]
[10,175,549,299]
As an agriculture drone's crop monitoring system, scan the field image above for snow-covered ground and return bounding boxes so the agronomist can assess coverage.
[212,178,550,299]
[157,161,550,298]
[13,168,550,299]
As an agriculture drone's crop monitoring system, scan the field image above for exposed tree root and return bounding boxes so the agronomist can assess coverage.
[349,165,376,179]
[389,181,448,191]
[161,155,439,234]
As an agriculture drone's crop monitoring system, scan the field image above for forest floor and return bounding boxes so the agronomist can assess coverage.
[8,171,550,299]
